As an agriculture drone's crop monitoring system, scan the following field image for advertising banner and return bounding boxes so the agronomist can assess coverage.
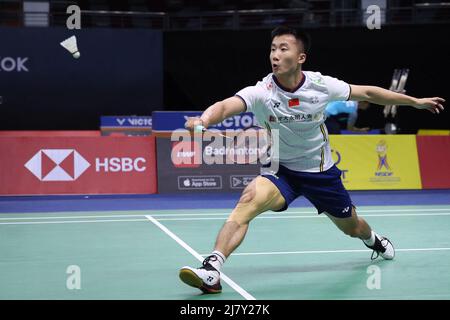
[416,136,450,189]
[0,136,157,195]
[156,137,259,193]
[329,135,422,190]
[153,111,261,193]
[100,116,152,136]
[152,111,257,132]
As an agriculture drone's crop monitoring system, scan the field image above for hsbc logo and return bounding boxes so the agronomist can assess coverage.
[24,149,90,181]
[95,157,146,172]
[24,149,148,182]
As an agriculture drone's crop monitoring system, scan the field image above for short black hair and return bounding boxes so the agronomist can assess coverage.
[271,26,311,54]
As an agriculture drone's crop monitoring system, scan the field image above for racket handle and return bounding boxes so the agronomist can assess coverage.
[194,124,205,133]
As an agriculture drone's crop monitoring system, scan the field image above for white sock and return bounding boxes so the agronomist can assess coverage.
[363,231,377,247]
[208,250,226,271]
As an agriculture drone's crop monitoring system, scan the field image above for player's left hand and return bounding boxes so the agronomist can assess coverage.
[413,97,445,114]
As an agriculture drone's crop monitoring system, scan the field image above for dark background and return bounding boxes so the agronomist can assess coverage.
[0,27,163,130]
[1,23,449,132]
[164,24,450,133]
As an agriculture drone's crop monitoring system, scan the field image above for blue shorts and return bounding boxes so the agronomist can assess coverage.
[262,164,353,218]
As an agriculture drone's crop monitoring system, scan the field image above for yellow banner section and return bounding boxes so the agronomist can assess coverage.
[417,129,450,135]
[329,135,422,190]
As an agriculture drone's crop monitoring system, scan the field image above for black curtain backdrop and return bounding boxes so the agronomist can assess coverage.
[164,24,450,133]
[0,27,163,130]
[1,24,448,132]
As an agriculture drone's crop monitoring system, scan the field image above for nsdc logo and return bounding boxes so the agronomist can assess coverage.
[331,149,348,180]
[375,140,393,176]
[25,149,90,181]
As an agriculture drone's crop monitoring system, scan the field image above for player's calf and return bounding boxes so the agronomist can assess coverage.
[327,212,395,260]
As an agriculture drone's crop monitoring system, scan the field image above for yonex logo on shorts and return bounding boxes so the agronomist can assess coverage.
[24,149,90,181]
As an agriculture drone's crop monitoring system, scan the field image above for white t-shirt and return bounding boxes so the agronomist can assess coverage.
[236,71,351,172]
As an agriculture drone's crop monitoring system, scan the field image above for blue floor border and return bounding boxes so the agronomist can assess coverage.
[0,190,449,213]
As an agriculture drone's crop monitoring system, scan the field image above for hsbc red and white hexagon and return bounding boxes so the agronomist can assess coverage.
[0,136,157,195]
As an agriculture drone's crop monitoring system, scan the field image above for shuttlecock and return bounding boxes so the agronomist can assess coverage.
[60,35,80,59]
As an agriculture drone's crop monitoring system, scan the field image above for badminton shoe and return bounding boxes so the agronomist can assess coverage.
[179,255,222,294]
[365,235,395,260]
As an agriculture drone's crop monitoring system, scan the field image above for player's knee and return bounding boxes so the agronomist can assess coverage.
[232,192,258,225]
[229,189,256,225]
[230,177,281,225]
[242,178,276,208]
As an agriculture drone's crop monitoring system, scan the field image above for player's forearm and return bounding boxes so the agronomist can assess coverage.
[199,101,228,128]
[199,97,245,128]
[362,86,418,106]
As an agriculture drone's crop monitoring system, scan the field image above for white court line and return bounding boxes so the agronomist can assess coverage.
[0,207,449,221]
[1,212,450,225]
[0,212,283,220]
[202,247,450,257]
[289,208,450,213]
[0,214,146,221]
[145,215,255,301]
[0,218,146,225]
[156,212,450,221]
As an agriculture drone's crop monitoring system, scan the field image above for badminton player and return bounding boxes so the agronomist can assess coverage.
[179,26,445,294]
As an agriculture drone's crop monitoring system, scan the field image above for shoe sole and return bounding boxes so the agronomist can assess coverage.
[179,268,222,294]
[179,268,203,288]
[381,250,395,260]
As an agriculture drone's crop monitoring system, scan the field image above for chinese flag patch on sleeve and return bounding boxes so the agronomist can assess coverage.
[288,98,300,108]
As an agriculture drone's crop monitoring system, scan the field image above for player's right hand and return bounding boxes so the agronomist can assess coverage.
[184,117,204,131]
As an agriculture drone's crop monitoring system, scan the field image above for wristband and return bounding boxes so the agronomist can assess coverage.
[194,124,205,133]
